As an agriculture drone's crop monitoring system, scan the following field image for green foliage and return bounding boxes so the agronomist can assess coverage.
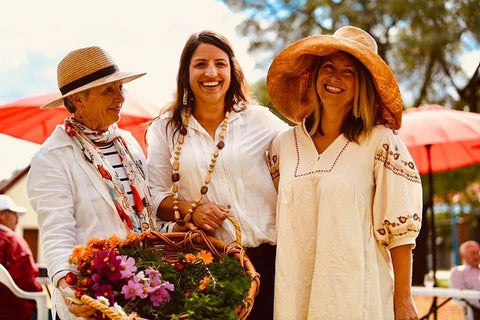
[183,256,251,320]
[425,164,480,200]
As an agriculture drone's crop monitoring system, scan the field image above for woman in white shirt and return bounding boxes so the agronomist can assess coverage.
[147,30,288,320]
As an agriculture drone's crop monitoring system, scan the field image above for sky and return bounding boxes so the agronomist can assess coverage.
[0,0,262,181]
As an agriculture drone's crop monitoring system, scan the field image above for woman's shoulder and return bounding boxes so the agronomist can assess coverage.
[366,125,401,143]
[273,124,297,143]
[243,104,277,118]
[148,111,172,129]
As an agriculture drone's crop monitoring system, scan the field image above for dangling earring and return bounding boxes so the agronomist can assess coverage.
[182,89,188,106]
[232,94,238,105]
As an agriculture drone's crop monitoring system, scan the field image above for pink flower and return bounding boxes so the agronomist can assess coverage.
[121,278,145,300]
[149,282,174,306]
[120,256,137,278]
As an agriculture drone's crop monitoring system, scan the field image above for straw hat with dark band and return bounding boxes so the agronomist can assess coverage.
[40,46,146,109]
[266,25,403,129]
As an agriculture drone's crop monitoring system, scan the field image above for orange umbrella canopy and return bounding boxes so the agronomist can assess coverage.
[399,104,480,175]
[0,89,160,154]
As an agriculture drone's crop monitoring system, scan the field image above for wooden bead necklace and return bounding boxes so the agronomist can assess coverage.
[171,108,230,226]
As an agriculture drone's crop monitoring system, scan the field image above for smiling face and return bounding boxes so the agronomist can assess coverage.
[188,43,231,109]
[315,51,357,115]
[72,80,125,131]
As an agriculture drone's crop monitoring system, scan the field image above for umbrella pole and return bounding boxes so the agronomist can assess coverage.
[426,144,438,319]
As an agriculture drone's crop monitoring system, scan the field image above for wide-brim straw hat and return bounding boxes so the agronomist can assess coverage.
[40,46,146,109]
[266,25,403,129]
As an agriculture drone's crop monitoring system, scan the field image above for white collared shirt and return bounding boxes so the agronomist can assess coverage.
[147,104,289,247]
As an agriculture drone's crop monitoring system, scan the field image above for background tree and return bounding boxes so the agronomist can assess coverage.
[223,0,480,111]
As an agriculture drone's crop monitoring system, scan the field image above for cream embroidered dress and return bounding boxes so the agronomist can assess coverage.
[269,123,422,320]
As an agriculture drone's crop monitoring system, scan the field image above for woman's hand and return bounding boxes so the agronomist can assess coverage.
[172,221,197,232]
[58,277,98,319]
[192,203,229,232]
[394,295,418,320]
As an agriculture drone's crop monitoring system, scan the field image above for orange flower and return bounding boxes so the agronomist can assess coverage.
[199,277,212,290]
[184,253,197,264]
[197,250,213,265]
[106,234,122,248]
[69,245,85,264]
[122,232,141,247]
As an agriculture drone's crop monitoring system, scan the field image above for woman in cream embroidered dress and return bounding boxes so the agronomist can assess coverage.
[147,30,288,320]
[267,26,422,320]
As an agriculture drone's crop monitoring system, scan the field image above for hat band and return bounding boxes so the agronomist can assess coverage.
[59,65,119,95]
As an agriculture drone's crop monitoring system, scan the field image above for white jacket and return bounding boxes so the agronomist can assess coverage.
[27,125,146,320]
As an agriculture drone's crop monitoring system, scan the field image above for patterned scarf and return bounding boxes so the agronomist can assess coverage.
[64,117,155,233]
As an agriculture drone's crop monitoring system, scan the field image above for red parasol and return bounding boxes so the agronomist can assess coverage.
[0,89,160,154]
[398,104,480,316]
[399,104,480,175]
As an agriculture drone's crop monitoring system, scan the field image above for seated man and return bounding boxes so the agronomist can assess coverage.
[450,240,480,320]
[0,195,43,320]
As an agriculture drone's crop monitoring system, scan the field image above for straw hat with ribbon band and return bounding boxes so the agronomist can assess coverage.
[40,46,146,109]
[266,25,403,129]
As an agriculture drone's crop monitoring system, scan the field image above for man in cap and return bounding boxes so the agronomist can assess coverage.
[0,194,43,320]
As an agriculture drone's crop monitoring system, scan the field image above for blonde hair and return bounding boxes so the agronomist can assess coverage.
[307,54,378,143]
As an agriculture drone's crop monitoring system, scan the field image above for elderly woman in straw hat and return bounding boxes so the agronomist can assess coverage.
[27,46,175,320]
[267,26,422,319]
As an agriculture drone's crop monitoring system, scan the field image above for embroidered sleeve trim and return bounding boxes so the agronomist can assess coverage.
[375,143,421,183]
[376,213,422,246]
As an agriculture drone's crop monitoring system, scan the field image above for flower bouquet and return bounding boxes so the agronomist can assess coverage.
[66,219,259,320]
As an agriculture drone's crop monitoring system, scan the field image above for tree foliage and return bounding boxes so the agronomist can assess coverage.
[222,0,480,111]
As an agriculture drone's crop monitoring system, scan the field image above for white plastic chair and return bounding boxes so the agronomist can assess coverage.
[0,263,48,320]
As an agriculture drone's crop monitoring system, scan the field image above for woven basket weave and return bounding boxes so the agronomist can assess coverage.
[81,216,260,319]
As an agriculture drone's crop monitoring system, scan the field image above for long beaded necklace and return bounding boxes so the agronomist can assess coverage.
[171,108,230,226]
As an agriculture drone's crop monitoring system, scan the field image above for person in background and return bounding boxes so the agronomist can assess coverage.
[27,46,175,320]
[450,240,480,319]
[266,25,422,319]
[0,194,43,320]
[146,30,288,319]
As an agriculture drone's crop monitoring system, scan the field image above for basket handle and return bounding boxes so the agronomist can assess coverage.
[226,215,241,247]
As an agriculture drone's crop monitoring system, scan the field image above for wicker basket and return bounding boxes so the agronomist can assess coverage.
[81,216,260,320]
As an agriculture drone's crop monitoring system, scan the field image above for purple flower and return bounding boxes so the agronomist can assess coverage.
[149,282,174,306]
[93,284,115,305]
[120,256,137,279]
[92,249,123,282]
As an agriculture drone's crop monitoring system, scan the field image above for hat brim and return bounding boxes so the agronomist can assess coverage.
[267,35,403,128]
[40,71,146,109]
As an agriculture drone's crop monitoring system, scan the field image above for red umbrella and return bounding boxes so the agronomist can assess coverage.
[398,104,480,315]
[0,88,160,154]
[399,104,480,175]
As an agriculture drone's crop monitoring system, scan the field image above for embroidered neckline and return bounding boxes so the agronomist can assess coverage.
[294,127,349,177]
